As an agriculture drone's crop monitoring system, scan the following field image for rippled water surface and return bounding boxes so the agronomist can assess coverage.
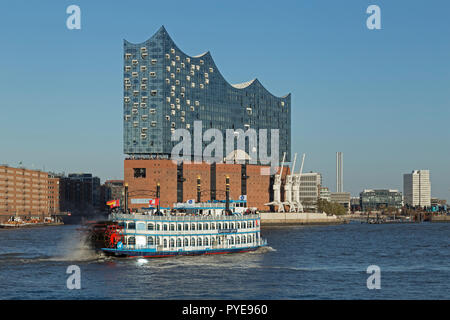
[0,222,449,299]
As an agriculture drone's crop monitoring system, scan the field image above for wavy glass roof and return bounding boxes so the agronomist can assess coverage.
[124,26,290,99]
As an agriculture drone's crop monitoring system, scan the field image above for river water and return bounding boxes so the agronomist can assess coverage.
[0,222,449,299]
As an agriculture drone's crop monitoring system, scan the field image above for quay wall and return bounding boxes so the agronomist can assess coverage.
[431,215,450,223]
[260,212,346,225]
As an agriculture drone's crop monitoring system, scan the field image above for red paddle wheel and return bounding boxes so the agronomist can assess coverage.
[104,224,124,248]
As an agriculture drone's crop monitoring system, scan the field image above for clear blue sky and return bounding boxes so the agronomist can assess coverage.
[0,0,449,200]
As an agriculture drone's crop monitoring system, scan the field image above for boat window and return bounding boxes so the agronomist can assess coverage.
[147,223,154,230]
[156,224,161,231]
[127,222,136,230]
[163,239,168,248]
[236,236,241,245]
[191,223,196,231]
[156,237,160,245]
[247,235,252,243]
[230,237,234,245]
[118,222,125,228]
[237,222,240,229]
[163,224,168,231]
[211,223,215,230]
[242,222,246,229]
[191,237,195,246]
[184,223,189,231]
[177,224,182,231]
[197,238,202,246]
[170,239,175,248]
[198,223,203,230]
[137,223,145,231]
[204,223,209,230]
[176,238,182,247]
[217,223,222,230]
[204,237,209,246]
[242,236,246,244]
[231,223,235,229]
[147,237,154,245]
[170,224,175,231]
[128,236,136,245]
[224,223,228,229]
[184,238,189,246]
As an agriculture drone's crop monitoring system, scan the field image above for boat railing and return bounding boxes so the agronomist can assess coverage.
[111,213,260,222]
[117,238,266,251]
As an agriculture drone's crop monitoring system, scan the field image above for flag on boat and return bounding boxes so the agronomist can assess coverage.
[107,199,120,208]
[149,198,159,206]
[186,199,195,205]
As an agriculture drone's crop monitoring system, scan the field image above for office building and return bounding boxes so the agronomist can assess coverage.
[298,172,322,210]
[403,170,431,207]
[60,173,101,214]
[359,189,403,211]
[102,180,124,205]
[330,192,351,212]
[319,187,331,202]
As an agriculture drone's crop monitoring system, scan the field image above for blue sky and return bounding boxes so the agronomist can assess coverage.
[0,0,449,200]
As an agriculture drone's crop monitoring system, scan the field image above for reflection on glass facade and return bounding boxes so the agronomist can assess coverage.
[360,189,403,211]
[123,26,291,161]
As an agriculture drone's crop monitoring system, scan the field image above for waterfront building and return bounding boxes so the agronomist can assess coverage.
[48,174,61,214]
[0,165,60,222]
[336,152,343,192]
[403,170,431,207]
[102,180,124,208]
[330,192,351,212]
[350,197,361,212]
[124,159,289,212]
[60,173,102,214]
[319,187,331,202]
[359,189,403,211]
[123,26,291,162]
[122,26,292,212]
[298,172,322,210]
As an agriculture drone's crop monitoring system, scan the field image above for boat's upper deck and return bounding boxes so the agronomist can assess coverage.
[110,212,260,222]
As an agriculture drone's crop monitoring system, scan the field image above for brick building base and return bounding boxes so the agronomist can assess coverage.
[124,159,289,211]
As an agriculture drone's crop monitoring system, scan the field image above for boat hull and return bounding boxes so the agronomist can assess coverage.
[101,245,264,258]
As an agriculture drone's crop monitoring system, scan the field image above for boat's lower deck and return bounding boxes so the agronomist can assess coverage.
[101,245,264,258]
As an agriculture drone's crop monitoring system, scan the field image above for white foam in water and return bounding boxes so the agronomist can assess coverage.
[45,227,106,262]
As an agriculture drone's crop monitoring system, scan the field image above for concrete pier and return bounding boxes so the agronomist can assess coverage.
[260,212,347,225]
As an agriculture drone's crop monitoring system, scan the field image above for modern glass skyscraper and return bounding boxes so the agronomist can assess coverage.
[123,26,291,162]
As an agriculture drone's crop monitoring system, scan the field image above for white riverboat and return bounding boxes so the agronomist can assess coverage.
[98,200,267,258]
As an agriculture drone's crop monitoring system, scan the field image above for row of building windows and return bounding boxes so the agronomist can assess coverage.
[119,220,257,231]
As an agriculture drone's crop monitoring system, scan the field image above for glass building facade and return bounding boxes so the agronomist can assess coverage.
[123,26,291,162]
[360,189,403,211]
